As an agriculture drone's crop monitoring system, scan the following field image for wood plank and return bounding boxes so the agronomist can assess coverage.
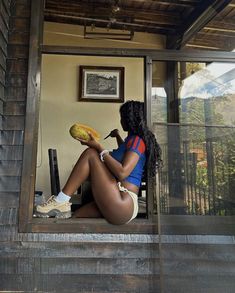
[160,215,235,235]
[3,101,25,115]
[0,145,23,160]
[0,242,159,258]
[6,59,28,74]
[0,207,18,225]
[5,73,27,87]
[0,49,6,70]
[4,86,27,101]
[161,243,235,261]
[9,16,30,31]
[0,256,159,274]
[0,130,24,145]
[162,259,235,276]
[2,116,25,130]
[42,45,235,63]
[0,13,8,41]
[8,31,29,45]
[30,218,158,234]
[161,224,235,235]
[160,215,235,225]
[19,0,46,232]
[0,176,21,192]
[0,84,4,102]
[163,276,235,293]
[0,0,10,27]
[2,0,10,15]
[0,160,22,175]
[0,66,5,85]
[0,99,3,115]
[0,226,160,242]
[0,31,7,55]
[0,274,160,292]
[0,192,19,207]
[7,44,29,58]
[10,1,31,18]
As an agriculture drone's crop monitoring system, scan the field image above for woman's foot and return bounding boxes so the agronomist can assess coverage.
[35,195,72,218]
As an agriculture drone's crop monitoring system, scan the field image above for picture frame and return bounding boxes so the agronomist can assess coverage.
[79,66,124,102]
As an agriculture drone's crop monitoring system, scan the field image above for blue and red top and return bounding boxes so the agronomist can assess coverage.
[110,135,146,187]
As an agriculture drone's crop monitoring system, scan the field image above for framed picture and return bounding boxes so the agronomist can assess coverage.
[79,66,124,102]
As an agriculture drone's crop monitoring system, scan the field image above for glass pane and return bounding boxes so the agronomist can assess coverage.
[153,124,235,216]
[152,61,235,216]
[179,62,235,126]
[152,61,167,123]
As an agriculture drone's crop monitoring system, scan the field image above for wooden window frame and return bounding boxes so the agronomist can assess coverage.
[19,0,235,233]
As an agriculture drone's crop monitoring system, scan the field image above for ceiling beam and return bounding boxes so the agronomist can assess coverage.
[125,0,200,7]
[187,36,235,51]
[166,0,232,49]
[45,4,181,25]
[44,13,173,34]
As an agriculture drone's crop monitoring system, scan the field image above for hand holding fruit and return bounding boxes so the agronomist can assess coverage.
[76,132,102,152]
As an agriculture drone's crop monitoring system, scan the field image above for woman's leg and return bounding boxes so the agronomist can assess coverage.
[63,148,134,224]
[72,201,103,218]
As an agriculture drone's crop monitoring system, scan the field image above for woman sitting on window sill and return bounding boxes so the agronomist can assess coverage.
[35,100,162,225]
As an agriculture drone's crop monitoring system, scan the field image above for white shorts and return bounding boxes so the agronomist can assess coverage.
[117,182,139,223]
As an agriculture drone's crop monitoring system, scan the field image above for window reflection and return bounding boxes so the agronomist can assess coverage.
[152,61,235,216]
[151,87,167,123]
[179,62,235,126]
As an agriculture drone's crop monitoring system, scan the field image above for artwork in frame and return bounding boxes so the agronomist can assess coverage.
[79,66,124,102]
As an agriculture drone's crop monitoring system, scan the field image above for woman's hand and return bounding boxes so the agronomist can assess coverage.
[76,133,103,152]
[104,128,124,146]
[109,129,120,138]
[104,129,119,139]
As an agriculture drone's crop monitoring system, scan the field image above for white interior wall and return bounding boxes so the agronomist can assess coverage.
[36,22,165,195]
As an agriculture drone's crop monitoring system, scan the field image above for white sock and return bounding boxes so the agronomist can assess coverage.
[55,191,71,203]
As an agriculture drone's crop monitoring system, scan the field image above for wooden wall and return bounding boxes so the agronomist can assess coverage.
[0,0,26,206]
[0,0,235,292]
[0,0,9,131]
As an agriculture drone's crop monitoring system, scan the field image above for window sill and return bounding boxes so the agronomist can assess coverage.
[24,217,158,234]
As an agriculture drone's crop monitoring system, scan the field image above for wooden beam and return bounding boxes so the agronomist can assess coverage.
[44,13,174,34]
[44,6,181,26]
[19,0,44,232]
[166,0,232,49]
[42,45,235,62]
[117,0,200,7]
[205,20,235,32]
[187,38,235,51]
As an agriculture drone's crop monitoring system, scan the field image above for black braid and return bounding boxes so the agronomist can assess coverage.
[120,100,162,177]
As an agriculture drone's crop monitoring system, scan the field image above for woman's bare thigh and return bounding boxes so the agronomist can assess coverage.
[87,148,134,224]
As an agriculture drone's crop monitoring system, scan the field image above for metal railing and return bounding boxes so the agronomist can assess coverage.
[154,124,235,215]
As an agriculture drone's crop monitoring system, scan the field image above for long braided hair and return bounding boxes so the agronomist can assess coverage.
[120,100,162,177]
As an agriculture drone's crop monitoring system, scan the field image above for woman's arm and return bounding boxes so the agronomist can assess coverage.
[102,151,139,181]
[107,129,124,147]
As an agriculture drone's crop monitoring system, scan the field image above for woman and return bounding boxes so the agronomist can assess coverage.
[35,100,161,224]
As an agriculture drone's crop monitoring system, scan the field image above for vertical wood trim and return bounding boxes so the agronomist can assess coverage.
[145,56,154,221]
[19,0,44,232]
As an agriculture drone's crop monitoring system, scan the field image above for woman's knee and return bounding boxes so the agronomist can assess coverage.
[81,147,99,159]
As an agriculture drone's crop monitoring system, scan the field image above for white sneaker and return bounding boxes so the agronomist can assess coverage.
[35,195,72,218]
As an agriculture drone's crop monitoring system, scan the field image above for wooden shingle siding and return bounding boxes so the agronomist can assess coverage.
[0,129,24,144]
[0,0,9,131]
[161,243,235,293]
[1,0,29,209]
[5,86,26,100]
[0,275,159,292]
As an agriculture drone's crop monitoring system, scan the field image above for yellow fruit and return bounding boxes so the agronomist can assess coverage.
[69,123,100,141]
